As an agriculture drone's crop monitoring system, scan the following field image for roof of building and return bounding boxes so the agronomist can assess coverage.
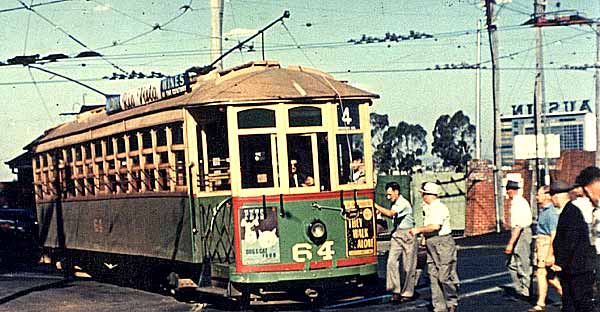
[34,61,378,145]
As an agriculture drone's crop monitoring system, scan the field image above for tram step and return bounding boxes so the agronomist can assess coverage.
[197,286,229,297]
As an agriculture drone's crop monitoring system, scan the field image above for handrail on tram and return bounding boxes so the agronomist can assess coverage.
[311,203,360,220]
[202,196,232,239]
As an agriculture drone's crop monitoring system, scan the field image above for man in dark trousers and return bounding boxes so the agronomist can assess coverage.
[552,166,599,312]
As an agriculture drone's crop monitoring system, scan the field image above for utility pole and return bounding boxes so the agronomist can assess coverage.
[476,19,482,160]
[485,0,503,232]
[532,0,548,207]
[596,23,600,166]
[210,0,224,70]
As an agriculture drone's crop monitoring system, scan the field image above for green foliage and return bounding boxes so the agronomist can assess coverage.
[431,110,475,172]
[370,113,427,174]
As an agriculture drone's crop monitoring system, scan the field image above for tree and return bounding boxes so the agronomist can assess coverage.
[370,113,390,174]
[431,110,476,172]
[376,121,427,174]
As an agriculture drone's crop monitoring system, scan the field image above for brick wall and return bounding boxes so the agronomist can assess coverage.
[465,160,496,236]
[551,150,595,184]
[464,151,596,236]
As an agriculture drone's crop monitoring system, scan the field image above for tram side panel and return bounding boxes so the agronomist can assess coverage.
[37,196,201,264]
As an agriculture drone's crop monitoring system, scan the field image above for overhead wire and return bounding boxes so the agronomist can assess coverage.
[92,0,194,51]
[16,0,128,74]
[0,0,68,13]
[280,20,316,68]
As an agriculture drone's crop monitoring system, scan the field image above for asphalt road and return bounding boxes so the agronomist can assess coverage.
[0,232,567,312]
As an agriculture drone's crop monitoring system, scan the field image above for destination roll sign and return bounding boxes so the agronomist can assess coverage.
[106,72,191,114]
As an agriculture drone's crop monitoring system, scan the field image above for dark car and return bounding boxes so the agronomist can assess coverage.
[0,208,40,265]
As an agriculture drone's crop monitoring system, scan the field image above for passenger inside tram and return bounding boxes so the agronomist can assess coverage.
[289,159,314,187]
[351,150,366,184]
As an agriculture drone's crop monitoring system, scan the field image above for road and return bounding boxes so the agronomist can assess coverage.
[0,232,565,312]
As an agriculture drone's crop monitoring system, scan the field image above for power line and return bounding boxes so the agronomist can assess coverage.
[0,0,69,13]
[16,0,128,74]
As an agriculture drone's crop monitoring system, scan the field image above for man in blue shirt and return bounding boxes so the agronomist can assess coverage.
[528,185,563,312]
[375,181,418,304]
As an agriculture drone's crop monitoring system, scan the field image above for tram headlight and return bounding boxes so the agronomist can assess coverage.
[307,219,327,245]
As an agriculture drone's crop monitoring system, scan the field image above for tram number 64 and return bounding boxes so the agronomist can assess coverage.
[292,241,335,262]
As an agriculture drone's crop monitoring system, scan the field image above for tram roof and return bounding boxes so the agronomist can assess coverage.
[33,60,378,146]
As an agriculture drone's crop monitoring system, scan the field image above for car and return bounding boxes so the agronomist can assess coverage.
[0,207,40,265]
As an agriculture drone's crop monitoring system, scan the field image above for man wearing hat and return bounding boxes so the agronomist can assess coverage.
[552,166,599,312]
[409,182,459,312]
[528,183,566,312]
[504,180,533,300]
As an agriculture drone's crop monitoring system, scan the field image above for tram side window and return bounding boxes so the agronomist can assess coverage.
[336,134,366,185]
[239,134,274,189]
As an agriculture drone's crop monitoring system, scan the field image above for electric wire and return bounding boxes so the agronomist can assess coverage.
[0,0,68,13]
[26,67,55,122]
[280,20,316,68]
[16,0,128,74]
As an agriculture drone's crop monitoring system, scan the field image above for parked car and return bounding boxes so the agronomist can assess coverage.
[0,207,40,265]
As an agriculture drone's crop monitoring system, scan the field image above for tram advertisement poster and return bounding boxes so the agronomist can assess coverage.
[344,199,376,257]
[239,206,280,265]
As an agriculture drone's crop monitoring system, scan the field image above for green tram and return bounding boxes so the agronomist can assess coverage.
[29,61,379,303]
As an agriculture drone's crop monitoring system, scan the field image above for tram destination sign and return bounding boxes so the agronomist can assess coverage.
[106,73,191,114]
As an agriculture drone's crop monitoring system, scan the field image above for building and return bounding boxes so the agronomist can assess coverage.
[500,99,596,166]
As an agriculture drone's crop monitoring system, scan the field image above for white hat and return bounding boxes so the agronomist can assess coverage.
[419,182,441,196]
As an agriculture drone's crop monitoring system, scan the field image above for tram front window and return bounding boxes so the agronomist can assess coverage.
[287,135,315,188]
[239,134,275,189]
[337,134,366,185]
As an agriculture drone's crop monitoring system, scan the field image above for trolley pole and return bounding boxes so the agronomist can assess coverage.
[485,0,504,232]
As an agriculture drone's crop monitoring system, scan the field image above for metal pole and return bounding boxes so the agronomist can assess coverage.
[596,23,600,166]
[210,0,224,70]
[476,19,482,160]
[485,0,504,231]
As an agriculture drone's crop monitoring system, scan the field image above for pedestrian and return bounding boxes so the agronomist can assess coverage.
[409,182,459,312]
[528,184,565,312]
[374,181,418,304]
[504,180,533,300]
[552,167,599,312]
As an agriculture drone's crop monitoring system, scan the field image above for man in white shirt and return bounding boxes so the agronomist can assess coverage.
[504,180,533,300]
[409,182,458,312]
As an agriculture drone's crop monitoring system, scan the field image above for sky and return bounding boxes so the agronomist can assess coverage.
[0,0,598,180]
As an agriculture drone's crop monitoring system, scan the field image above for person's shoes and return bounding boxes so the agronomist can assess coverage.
[527,305,546,312]
[516,293,531,302]
[399,296,416,303]
[389,293,402,304]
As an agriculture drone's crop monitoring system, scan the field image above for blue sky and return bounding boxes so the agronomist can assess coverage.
[0,0,598,180]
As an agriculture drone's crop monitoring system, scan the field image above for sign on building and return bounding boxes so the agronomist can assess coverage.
[513,134,561,159]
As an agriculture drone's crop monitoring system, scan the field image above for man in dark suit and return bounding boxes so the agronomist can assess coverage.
[552,167,599,312]
[289,159,313,187]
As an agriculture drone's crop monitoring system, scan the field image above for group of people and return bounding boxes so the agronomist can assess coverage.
[505,166,600,312]
[375,181,459,312]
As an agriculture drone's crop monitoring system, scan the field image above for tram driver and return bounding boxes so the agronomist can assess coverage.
[289,159,314,187]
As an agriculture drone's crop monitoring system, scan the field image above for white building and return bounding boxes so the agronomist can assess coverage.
[500,99,596,166]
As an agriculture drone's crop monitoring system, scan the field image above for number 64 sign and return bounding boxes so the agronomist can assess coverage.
[291,241,335,262]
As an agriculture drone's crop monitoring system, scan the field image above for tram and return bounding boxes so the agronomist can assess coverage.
[28,60,379,303]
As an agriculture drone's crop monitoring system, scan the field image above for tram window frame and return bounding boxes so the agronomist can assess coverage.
[332,101,373,190]
[229,106,281,195]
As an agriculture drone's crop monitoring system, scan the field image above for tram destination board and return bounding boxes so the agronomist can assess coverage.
[344,199,376,257]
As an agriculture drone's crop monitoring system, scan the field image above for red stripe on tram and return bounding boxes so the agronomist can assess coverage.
[309,260,332,269]
[235,262,305,273]
[234,190,374,205]
[336,256,377,267]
